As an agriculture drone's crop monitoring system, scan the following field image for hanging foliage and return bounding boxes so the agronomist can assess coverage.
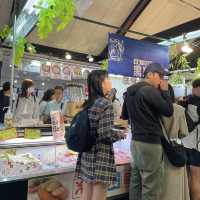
[0,25,11,40]
[15,38,36,66]
[26,43,37,54]
[195,57,200,76]
[169,73,184,85]
[101,59,108,70]
[169,54,190,71]
[15,37,27,66]
[35,0,75,40]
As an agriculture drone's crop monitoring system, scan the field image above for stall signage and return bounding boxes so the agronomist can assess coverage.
[24,129,41,139]
[51,111,65,141]
[108,33,169,77]
[0,128,17,141]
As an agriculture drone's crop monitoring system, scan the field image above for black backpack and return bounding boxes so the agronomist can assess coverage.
[66,108,96,152]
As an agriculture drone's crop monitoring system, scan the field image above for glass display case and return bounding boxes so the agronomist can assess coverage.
[0,126,131,200]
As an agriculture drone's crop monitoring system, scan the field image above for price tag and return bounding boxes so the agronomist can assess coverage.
[24,129,41,139]
[0,128,17,141]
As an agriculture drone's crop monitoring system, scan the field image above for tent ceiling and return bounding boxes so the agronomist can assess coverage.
[126,0,200,40]
[1,0,200,60]
[27,0,140,56]
[0,0,13,30]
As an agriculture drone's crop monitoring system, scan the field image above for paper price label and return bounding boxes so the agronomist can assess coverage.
[24,129,41,139]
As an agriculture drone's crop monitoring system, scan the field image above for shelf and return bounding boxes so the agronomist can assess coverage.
[0,164,75,183]
[0,136,66,148]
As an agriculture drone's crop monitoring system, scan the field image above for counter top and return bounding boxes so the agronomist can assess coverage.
[0,136,66,148]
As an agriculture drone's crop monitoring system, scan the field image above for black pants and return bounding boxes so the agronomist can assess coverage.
[0,180,28,200]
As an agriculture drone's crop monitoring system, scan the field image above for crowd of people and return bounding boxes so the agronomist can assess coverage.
[75,64,200,200]
[1,63,200,200]
[0,79,68,125]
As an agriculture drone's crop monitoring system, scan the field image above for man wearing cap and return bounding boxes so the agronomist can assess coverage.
[126,63,173,200]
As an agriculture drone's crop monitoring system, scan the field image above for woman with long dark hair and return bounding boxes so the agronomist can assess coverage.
[14,79,39,123]
[39,89,55,121]
[75,70,126,200]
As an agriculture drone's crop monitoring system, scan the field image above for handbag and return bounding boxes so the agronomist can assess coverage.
[160,120,187,167]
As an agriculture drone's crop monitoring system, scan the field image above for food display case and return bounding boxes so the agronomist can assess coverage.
[0,126,131,200]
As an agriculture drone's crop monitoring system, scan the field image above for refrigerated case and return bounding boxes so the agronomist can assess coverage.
[0,127,131,200]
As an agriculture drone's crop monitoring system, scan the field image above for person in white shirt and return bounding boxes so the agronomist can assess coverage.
[14,79,39,123]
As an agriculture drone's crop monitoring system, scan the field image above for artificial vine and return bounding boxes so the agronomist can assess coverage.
[195,58,200,76]
[35,0,75,40]
[169,73,184,85]
[0,25,11,41]
[15,37,36,66]
[169,54,190,71]
[101,59,108,71]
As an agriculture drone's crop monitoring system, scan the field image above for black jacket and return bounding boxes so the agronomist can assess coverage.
[0,91,10,123]
[126,82,174,144]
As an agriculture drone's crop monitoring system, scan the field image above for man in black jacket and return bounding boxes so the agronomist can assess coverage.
[0,82,10,124]
[127,63,174,200]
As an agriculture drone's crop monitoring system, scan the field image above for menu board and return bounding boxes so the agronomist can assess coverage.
[51,63,62,79]
[62,65,72,80]
[40,63,51,77]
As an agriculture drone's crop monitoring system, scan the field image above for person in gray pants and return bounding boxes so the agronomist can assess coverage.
[124,63,174,200]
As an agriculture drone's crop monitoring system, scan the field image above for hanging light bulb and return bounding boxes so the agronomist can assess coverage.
[181,43,193,54]
[87,55,94,62]
[65,52,72,60]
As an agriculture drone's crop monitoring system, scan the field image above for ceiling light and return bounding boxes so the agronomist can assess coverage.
[181,43,193,54]
[88,55,94,62]
[14,80,18,84]
[41,82,45,86]
[65,53,72,60]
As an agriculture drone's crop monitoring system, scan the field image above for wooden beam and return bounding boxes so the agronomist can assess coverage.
[97,0,151,60]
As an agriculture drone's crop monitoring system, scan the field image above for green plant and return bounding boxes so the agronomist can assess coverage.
[35,0,75,40]
[195,57,200,75]
[169,73,184,85]
[101,59,108,70]
[169,54,190,71]
[0,25,11,40]
[15,37,27,66]
[27,43,36,54]
[14,38,36,66]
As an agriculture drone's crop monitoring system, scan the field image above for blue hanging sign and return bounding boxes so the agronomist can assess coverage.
[108,33,169,77]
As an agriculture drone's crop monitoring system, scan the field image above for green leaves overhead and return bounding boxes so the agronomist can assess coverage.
[101,59,108,70]
[15,38,36,66]
[169,54,190,71]
[0,25,11,40]
[169,73,184,85]
[15,37,27,66]
[36,0,75,40]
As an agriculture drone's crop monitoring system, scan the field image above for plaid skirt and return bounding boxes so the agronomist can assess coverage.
[75,142,116,185]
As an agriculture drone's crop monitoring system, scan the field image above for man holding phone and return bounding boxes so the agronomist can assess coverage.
[126,63,174,200]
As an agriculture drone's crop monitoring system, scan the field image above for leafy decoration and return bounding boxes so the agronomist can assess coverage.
[15,38,36,66]
[27,43,36,54]
[36,0,75,40]
[15,37,27,66]
[101,59,108,70]
[0,25,11,40]
[195,58,200,76]
[169,54,190,71]
[169,73,184,85]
